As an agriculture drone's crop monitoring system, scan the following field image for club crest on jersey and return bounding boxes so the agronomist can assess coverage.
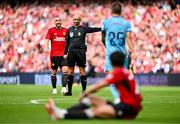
[70,32,73,37]
[63,32,66,35]
[55,33,57,35]
[78,32,81,36]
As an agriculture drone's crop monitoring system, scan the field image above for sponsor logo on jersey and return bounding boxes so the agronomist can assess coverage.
[54,37,65,42]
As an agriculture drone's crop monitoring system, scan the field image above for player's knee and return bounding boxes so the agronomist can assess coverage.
[79,68,86,76]
[93,106,116,118]
[68,68,74,75]
[93,108,103,117]
[62,66,69,73]
[52,70,57,75]
[69,71,74,75]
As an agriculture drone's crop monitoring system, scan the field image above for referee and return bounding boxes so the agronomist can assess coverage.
[64,14,101,96]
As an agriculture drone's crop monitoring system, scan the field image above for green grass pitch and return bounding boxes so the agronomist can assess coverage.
[0,85,180,124]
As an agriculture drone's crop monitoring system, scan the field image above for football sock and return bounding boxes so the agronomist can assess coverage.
[64,109,94,119]
[80,75,87,92]
[67,75,74,94]
[67,97,91,111]
[67,103,89,112]
[53,107,68,119]
[62,72,68,87]
[51,74,57,89]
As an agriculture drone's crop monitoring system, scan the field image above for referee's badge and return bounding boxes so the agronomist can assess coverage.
[78,32,81,36]
[70,32,73,37]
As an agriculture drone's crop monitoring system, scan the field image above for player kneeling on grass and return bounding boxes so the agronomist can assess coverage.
[45,51,142,119]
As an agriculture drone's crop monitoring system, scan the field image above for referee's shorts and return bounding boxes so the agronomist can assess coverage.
[67,49,86,67]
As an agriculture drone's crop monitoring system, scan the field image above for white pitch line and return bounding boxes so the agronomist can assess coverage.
[30,98,77,104]
[0,100,180,105]
[29,98,180,105]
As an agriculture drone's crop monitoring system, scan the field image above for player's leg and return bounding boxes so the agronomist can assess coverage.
[80,96,117,117]
[127,53,134,76]
[61,66,68,94]
[51,70,58,94]
[77,49,87,93]
[86,95,107,107]
[109,85,120,103]
[124,53,130,69]
[59,57,68,94]
[63,104,116,119]
[92,104,116,118]
[45,98,91,120]
[79,67,87,92]
[64,50,75,96]
[51,57,58,94]
[67,95,107,112]
[105,59,120,103]
[45,98,116,119]
[64,67,74,96]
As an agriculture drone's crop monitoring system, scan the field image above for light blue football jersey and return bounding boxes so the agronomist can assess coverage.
[102,16,131,71]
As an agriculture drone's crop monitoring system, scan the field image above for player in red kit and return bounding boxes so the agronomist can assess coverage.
[45,17,68,94]
[45,51,142,120]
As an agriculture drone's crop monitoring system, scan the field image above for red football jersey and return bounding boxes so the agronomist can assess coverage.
[46,27,68,56]
[105,67,142,111]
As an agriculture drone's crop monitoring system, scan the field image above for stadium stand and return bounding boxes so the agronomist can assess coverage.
[0,0,179,73]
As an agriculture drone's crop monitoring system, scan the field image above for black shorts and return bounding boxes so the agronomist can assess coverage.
[67,49,86,67]
[50,56,67,70]
[107,101,138,119]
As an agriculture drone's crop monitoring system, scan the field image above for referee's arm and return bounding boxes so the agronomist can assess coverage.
[84,27,101,33]
[101,31,106,47]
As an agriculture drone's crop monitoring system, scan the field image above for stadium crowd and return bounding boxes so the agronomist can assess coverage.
[0,0,179,73]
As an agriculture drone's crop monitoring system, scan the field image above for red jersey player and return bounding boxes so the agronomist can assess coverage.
[45,17,68,94]
[45,51,142,120]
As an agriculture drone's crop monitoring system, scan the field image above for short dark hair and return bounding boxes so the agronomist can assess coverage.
[111,2,122,15]
[110,51,125,67]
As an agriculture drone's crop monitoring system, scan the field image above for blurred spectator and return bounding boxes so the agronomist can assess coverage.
[0,1,179,73]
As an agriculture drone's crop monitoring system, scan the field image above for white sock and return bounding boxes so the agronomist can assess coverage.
[54,107,67,119]
[84,109,95,118]
[81,97,91,106]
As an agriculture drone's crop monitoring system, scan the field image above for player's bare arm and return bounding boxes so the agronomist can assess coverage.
[44,39,50,55]
[80,80,108,100]
[126,32,134,53]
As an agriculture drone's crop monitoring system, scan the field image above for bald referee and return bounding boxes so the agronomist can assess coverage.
[64,14,101,96]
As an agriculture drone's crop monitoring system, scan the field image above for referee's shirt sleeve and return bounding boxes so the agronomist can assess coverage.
[102,20,106,32]
[84,26,101,33]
